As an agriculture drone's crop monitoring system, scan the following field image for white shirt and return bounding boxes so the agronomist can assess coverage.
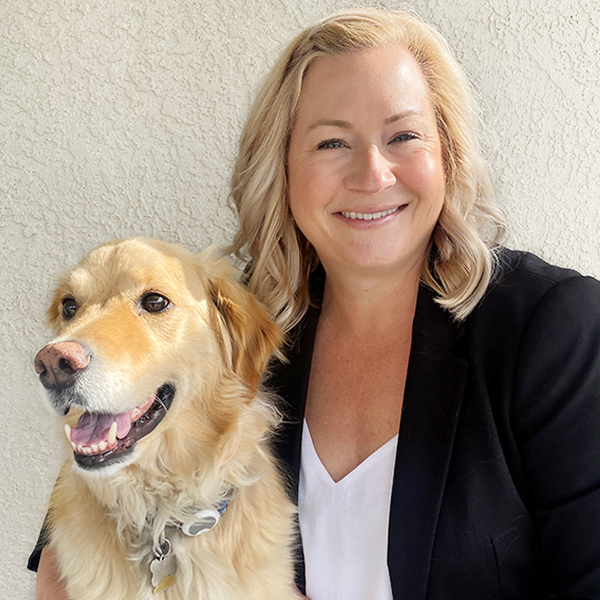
[298,419,398,600]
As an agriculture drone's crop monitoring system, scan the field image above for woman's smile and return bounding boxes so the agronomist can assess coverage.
[337,205,405,222]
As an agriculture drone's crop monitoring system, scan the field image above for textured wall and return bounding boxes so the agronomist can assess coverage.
[1,0,598,597]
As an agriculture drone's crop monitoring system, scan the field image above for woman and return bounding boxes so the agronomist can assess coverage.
[33,8,600,599]
[228,7,600,600]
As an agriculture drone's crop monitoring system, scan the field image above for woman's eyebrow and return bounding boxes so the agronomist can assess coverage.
[307,110,423,131]
[308,119,351,131]
[384,109,422,125]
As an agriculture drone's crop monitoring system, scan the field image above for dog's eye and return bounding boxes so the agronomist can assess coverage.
[141,293,170,313]
[62,298,78,319]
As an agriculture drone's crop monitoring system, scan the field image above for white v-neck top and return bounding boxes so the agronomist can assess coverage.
[298,419,398,600]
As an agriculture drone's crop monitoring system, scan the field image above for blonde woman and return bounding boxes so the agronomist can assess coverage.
[229,8,600,600]
[32,8,600,599]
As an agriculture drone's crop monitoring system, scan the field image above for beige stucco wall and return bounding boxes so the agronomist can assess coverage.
[1,0,598,596]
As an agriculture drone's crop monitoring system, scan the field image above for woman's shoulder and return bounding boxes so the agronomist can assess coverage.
[463,248,600,356]
[491,247,591,290]
[478,248,600,310]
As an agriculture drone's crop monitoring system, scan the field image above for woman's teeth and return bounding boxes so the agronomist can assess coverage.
[340,207,399,220]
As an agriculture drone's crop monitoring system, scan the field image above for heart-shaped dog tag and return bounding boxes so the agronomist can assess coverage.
[150,551,177,594]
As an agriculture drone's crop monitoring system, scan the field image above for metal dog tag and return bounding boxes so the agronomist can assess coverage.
[150,538,177,594]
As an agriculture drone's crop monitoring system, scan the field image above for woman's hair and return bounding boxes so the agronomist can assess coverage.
[228,7,506,336]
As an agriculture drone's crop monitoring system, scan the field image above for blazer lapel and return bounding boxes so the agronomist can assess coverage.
[388,287,468,600]
[269,305,319,593]
[270,303,319,503]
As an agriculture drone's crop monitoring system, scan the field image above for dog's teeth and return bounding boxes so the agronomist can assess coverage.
[98,440,107,452]
[71,441,77,451]
[76,444,84,453]
[91,443,98,453]
[64,424,72,442]
[83,446,92,455]
[107,421,117,446]
[132,394,154,422]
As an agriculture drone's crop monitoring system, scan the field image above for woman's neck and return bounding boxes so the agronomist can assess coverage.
[319,263,422,336]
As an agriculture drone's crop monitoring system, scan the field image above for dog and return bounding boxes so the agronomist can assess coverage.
[34,238,297,600]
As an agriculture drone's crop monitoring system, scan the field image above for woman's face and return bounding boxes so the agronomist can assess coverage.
[287,45,445,280]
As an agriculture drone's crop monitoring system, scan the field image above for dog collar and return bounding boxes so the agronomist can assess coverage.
[145,488,233,540]
[171,493,231,537]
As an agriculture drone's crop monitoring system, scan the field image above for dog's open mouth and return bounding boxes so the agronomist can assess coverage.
[65,384,175,469]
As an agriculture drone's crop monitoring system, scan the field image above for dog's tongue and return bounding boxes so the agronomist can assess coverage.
[70,411,132,445]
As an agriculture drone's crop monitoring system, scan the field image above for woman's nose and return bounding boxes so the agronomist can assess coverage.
[346,145,396,193]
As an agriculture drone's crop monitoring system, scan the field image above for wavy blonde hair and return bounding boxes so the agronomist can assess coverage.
[229,8,505,337]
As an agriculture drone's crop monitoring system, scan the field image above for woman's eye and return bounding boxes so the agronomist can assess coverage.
[140,293,170,313]
[62,298,78,319]
[316,139,346,150]
[390,132,419,144]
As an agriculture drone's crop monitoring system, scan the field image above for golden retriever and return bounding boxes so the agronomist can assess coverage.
[34,238,297,600]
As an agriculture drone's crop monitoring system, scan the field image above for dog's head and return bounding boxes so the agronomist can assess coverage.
[35,238,281,476]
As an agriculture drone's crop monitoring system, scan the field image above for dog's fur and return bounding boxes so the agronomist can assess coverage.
[36,238,297,600]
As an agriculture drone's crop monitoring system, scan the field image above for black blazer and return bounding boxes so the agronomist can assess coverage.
[269,250,600,600]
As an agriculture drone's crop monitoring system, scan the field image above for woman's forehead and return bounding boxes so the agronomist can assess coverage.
[294,46,435,127]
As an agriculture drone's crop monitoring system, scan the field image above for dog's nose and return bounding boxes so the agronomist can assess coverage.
[35,341,91,389]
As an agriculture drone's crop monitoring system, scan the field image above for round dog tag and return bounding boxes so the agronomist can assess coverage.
[180,508,220,536]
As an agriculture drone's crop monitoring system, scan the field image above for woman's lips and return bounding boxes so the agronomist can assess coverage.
[337,204,407,222]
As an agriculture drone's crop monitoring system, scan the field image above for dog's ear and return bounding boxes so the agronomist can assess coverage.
[208,273,282,393]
